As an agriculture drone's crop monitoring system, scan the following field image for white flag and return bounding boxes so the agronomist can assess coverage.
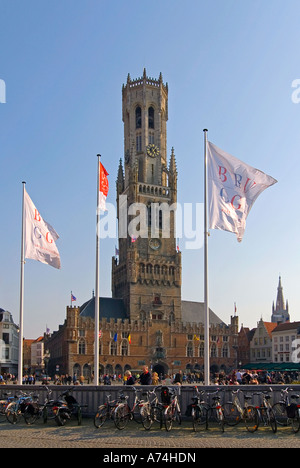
[207,141,277,242]
[24,189,61,269]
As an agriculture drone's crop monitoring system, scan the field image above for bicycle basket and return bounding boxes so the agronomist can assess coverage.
[65,395,78,407]
[161,387,173,405]
[287,403,298,419]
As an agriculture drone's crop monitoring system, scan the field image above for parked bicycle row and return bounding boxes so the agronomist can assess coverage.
[1,385,300,434]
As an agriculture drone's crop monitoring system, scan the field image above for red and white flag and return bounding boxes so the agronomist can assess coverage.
[207,141,277,242]
[99,162,109,211]
[24,188,61,269]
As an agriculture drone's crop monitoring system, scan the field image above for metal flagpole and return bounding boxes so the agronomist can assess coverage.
[18,181,26,385]
[203,129,210,386]
[94,154,101,386]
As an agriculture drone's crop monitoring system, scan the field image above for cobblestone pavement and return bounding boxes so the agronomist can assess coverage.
[0,418,300,449]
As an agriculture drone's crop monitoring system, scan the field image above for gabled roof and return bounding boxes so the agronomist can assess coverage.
[80,297,127,321]
[264,322,277,338]
[272,321,300,333]
[181,301,225,326]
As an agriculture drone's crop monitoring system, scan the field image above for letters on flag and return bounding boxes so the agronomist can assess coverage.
[207,141,277,242]
[99,162,109,211]
[24,188,61,269]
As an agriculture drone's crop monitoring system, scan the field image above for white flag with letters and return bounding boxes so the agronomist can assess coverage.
[207,141,277,242]
[24,188,61,269]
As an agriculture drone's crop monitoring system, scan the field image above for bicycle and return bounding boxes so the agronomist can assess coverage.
[140,386,164,430]
[161,386,182,432]
[94,391,128,428]
[186,387,209,431]
[113,386,150,430]
[0,392,15,423]
[253,389,277,433]
[53,388,84,426]
[6,391,37,424]
[23,386,56,425]
[206,389,225,432]
[223,389,259,433]
[272,387,300,433]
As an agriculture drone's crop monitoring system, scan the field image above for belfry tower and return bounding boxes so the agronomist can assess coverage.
[112,69,182,323]
[271,276,290,323]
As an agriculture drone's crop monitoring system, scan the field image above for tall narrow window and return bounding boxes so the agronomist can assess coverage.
[136,106,142,129]
[136,133,142,152]
[148,107,154,129]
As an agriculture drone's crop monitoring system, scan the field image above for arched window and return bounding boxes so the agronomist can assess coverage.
[121,340,129,356]
[78,339,86,355]
[136,106,142,129]
[211,344,217,358]
[110,341,117,356]
[187,342,194,357]
[222,344,229,358]
[148,107,154,129]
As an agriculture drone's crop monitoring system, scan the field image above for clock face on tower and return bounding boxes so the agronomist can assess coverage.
[149,238,161,250]
[146,144,160,158]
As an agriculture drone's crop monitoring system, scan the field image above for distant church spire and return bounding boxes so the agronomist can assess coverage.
[271,276,290,323]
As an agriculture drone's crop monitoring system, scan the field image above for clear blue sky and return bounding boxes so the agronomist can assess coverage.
[1,0,299,338]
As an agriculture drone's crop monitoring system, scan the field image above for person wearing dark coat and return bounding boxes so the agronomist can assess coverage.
[139,365,152,385]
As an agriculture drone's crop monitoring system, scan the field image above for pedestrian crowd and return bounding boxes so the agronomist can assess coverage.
[213,369,300,386]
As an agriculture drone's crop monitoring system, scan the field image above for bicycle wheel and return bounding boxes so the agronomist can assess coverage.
[0,402,7,423]
[94,405,108,428]
[114,404,130,430]
[244,406,259,433]
[272,402,288,426]
[213,407,225,432]
[6,402,20,424]
[164,405,173,432]
[192,405,208,431]
[268,408,277,433]
[223,403,241,426]
[151,405,163,429]
[24,403,40,425]
[141,404,153,430]
[291,408,300,434]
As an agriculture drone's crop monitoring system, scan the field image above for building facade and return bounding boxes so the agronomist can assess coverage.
[250,319,277,364]
[272,322,300,364]
[0,308,19,376]
[46,71,239,380]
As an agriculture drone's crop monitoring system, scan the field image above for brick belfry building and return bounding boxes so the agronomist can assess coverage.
[46,70,238,380]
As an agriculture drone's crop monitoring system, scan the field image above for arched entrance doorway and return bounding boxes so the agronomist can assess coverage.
[153,363,168,379]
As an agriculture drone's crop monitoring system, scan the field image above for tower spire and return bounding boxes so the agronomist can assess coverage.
[271,276,290,323]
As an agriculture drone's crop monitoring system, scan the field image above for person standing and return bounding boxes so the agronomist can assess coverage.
[139,365,152,385]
